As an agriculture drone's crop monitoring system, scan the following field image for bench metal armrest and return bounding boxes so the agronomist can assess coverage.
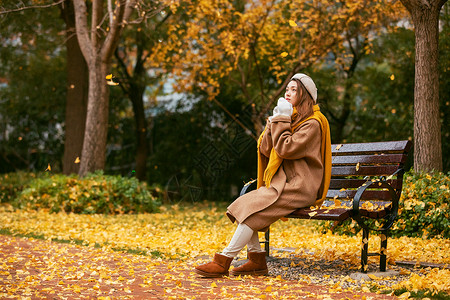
[240,179,257,196]
[352,178,400,232]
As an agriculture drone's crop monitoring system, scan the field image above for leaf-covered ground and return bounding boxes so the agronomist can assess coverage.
[0,202,449,298]
[0,234,402,300]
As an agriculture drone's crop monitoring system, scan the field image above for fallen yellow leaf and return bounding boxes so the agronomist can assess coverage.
[308,211,317,217]
[367,274,379,280]
[399,269,410,275]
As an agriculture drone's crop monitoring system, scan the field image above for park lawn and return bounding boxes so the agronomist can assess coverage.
[0,201,449,294]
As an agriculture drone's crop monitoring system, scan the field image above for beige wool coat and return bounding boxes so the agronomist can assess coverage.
[226,114,324,232]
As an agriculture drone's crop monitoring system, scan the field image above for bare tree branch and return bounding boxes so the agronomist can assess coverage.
[73,0,93,65]
[125,2,166,25]
[107,0,113,28]
[91,0,103,49]
[101,0,129,61]
[0,0,65,15]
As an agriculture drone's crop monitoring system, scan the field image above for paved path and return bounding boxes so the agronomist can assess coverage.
[0,235,397,299]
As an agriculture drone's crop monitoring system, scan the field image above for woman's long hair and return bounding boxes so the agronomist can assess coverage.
[290,78,315,128]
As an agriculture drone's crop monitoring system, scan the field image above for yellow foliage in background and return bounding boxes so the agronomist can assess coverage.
[150,0,407,103]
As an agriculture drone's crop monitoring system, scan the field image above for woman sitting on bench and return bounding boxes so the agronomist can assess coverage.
[194,73,332,278]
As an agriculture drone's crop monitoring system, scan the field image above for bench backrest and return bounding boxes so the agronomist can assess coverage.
[326,140,412,202]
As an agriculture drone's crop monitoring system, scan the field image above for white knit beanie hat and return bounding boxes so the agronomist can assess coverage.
[291,73,318,102]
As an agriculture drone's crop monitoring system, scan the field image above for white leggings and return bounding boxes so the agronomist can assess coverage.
[221,223,262,258]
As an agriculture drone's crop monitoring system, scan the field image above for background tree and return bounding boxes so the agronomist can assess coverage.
[73,0,138,176]
[439,3,450,171]
[400,0,448,172]
[58,0,88,175]
[316,1,409,143]
[0,1,67,172]
[152,0,405,136]
[347,28,416,144]
[112,8,170,181]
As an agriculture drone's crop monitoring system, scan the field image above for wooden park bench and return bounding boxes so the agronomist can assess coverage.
[240,140,412,273]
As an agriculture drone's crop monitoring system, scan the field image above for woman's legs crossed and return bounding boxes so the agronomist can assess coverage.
[247,230,262,252]
[221,223,257,257]
[228,225,268,276]
[195,223,265,277]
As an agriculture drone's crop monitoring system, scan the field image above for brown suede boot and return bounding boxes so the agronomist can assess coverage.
[194,253,234,277]
[230,251,268,276]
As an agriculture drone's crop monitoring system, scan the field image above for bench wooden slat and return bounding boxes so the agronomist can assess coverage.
[331,140,412,154]
[326,189,393,200]
[287,201,392,220]
[331,165,399,176]
[331,154,408,165]
[287,207,350,221]
[286,207,390,220]
[329,179,403,190]
[321,200,393,214]
[321,200,392,207]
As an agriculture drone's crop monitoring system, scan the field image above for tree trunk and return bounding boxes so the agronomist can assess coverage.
[401,0,446,172]
[413,9,442,172]
[60,0,88,175]
[78,60,110,176]
[129,86,148,181]
[114,39,150,181]
[73,0,134,176]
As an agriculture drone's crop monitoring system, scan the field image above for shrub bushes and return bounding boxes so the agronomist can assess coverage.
[317,171,450,239]
[392,171,449,238]
[0,172,41,204]
[5,171,162,214]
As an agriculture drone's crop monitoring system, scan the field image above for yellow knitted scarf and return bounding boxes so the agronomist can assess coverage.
[256,104,332,206]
